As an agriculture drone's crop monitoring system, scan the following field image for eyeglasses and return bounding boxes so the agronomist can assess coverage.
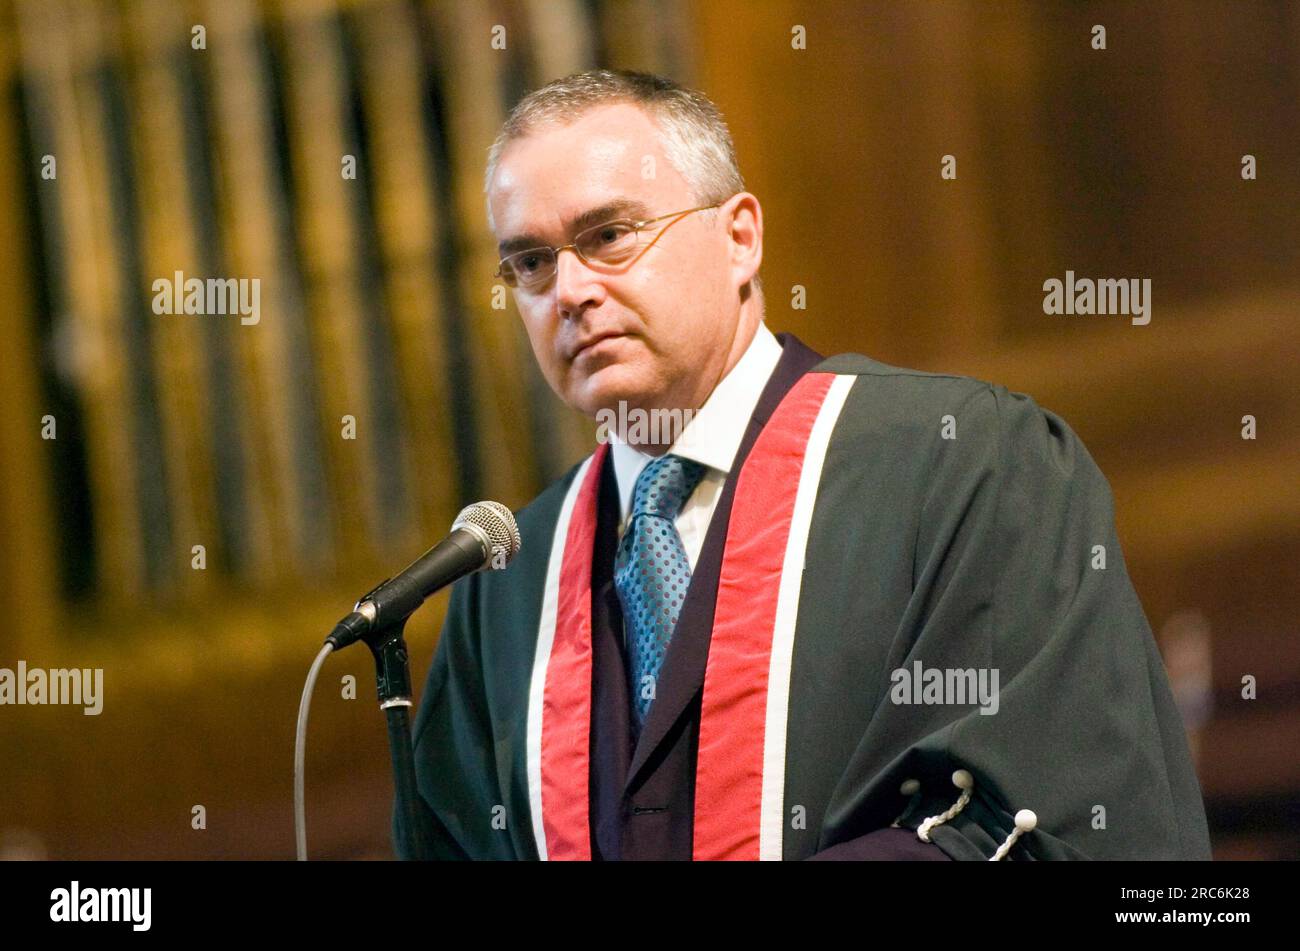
[494,202,723,290]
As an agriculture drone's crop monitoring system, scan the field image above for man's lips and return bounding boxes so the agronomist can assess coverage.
[568,331,626,361]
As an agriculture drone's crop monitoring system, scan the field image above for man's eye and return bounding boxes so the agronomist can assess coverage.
[517,254,543,272]
[595,224,632,245]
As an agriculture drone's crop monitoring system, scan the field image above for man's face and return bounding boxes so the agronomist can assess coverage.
[487,103,750,420]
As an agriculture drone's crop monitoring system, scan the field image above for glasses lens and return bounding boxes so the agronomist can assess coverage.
[577,220,639,264]
[502,248,554,288]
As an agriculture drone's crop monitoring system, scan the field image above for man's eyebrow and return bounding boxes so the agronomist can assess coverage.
[497,198,653,256]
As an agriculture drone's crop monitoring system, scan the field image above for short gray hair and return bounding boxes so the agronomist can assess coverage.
[484,69,762,297]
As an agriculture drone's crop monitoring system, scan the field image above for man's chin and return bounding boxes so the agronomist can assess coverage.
[567,364,656,418]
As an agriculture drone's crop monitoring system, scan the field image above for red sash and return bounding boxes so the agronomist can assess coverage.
[527,372,857,859]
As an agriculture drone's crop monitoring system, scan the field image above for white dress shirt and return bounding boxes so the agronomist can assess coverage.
[609,321,783,570]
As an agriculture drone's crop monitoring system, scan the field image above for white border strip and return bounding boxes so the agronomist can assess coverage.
[758,375,857,860]
[525,455,594,862]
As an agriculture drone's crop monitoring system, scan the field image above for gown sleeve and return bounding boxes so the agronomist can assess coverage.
[815,381,1212,860]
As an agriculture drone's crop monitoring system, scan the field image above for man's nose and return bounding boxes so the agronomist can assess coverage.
[554,246,603,318]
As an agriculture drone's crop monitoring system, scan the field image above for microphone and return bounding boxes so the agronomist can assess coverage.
[326,501,520,650]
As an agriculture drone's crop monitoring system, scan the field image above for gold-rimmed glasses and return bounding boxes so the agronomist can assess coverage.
[494,202,723,289]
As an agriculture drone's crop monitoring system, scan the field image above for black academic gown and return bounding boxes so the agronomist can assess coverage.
[395,333,1213,861]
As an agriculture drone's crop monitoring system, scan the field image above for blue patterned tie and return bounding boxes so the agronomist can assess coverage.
[614,453,708,737]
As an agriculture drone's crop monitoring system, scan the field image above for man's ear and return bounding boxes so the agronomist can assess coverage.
[725,192,763,290]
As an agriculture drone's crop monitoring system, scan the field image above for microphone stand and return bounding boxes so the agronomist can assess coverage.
[359,607,436,860]
[316,508,518,860]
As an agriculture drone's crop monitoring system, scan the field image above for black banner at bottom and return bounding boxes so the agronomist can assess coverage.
[0,859,1280,939]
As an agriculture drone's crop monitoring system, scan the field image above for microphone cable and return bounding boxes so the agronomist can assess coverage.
[294,643,334,861]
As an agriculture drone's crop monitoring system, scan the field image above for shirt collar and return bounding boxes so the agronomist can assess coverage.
[609,322,783,523]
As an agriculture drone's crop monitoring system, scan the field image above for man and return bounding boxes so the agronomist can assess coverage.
[394,69,1212,860]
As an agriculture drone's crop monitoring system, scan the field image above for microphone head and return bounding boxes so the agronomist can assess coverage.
[452,500,521,570]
